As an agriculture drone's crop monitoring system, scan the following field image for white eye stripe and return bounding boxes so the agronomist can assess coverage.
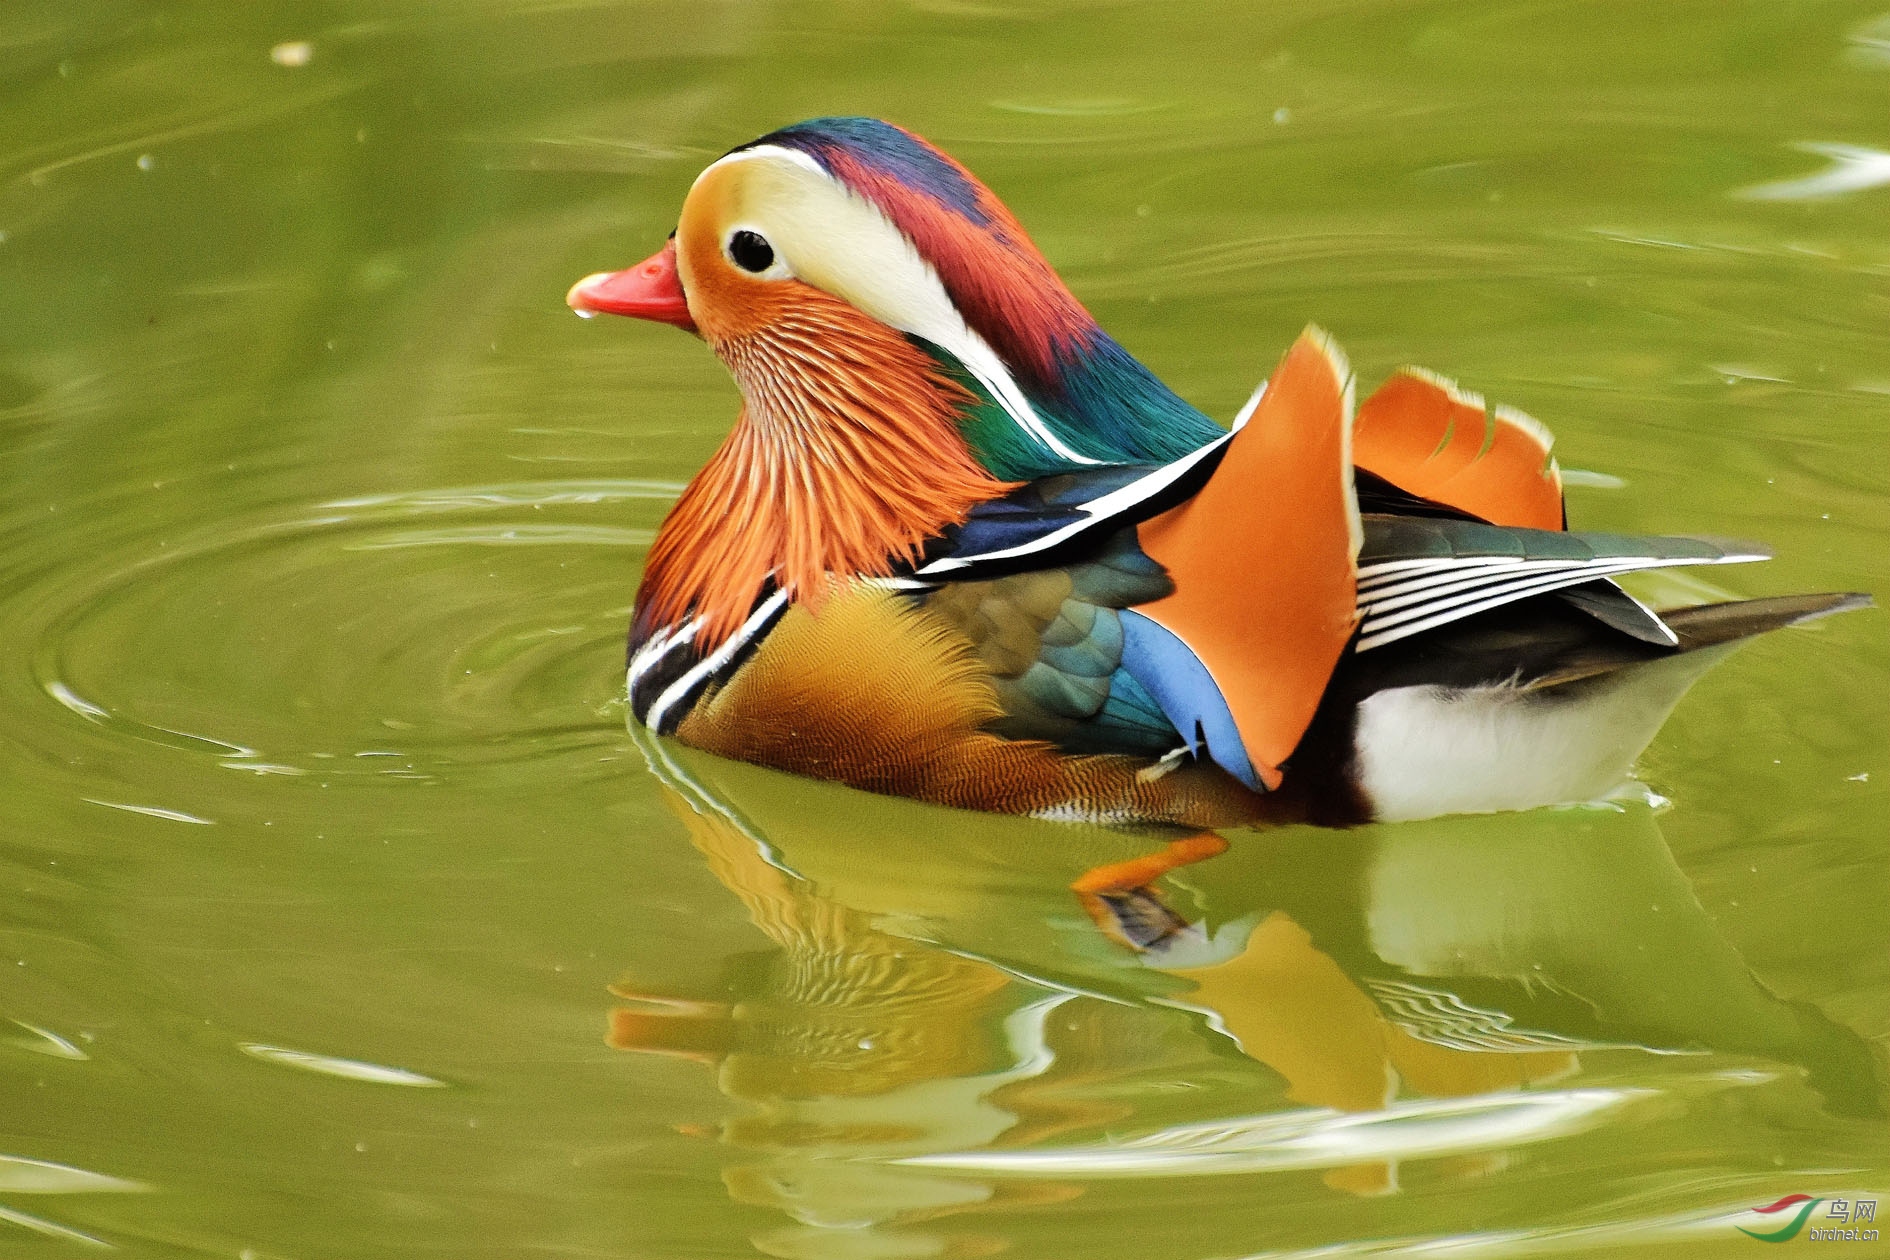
[699,146,1097,465]
[697,143,826,186]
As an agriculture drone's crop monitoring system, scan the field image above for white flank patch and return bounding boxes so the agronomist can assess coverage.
[1352,648,1735,821]
[1029,802,1139,824]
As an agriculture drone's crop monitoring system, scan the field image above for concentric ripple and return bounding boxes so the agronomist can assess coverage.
[6,479,677,791]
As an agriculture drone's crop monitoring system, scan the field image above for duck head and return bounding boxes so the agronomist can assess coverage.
[570,117,1221,480]
[570,118,1223,647]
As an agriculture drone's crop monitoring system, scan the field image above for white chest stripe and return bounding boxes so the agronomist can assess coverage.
[628,619,700,688]
[643,590,791,733]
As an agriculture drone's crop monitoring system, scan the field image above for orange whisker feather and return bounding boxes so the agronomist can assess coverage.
[637,287,1016,648]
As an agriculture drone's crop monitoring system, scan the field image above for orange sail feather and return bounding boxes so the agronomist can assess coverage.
[1353,367,1565,530]
[1131,329,1362,789]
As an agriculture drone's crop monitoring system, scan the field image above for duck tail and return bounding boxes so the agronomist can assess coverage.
[1662,591,1873,650]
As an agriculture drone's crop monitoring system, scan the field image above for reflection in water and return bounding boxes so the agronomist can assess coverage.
[1735,142,1890,201]
[0,1,1879,1253]
[610,731,1882,1255]
[614,737,1078,1259]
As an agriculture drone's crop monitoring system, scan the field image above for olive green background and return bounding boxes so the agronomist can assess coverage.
[1,2,1885,1256]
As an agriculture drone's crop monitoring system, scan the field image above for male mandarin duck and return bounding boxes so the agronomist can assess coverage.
[567,116,1866,829]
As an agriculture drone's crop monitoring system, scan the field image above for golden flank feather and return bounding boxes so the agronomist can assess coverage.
[676,584,1266,827]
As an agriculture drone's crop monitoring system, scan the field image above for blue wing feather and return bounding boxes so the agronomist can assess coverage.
[1118,611,1260,790]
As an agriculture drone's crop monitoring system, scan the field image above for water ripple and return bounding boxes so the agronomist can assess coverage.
[240,1043,447,1087]
[0,1154,147,1194]
[1849,13,1890,67]
[82,799,213,825]
[8,479,662,787]
[0,1205,109,1249]
[900,1088,1653,1177]
[344,523,652,550]
[6,1021,88,1061]
[1736,143,1890,201]
[323,478,683,513]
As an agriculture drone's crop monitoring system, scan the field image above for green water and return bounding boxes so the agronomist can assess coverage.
[3,1,1886,1255]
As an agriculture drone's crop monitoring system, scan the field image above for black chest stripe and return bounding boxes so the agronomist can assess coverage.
[628,590,791,734]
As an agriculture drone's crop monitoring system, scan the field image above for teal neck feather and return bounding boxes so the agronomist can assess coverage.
[917,333,1226,480]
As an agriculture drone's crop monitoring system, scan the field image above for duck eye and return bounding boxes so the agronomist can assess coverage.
[727,230,775,274]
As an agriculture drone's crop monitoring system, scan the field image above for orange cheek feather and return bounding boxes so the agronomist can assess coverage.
[636,247,1015,649]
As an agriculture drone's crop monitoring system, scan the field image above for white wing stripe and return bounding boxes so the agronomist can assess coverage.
[1363,559,1581,607]
[1355,557,1739,651]
[1360,546,1766,594]
[917,429,1235,575]
[1362,560,1685,638]
[1358,557,1526,589]
[1360,558,1669,616]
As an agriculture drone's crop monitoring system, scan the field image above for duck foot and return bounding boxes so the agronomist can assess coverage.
[1071,832,1229,955]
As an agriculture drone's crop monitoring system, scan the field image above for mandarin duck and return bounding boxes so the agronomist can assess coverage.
[568,117,1867,829]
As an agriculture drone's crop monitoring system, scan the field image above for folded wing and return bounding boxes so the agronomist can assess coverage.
[900,336,1776,791]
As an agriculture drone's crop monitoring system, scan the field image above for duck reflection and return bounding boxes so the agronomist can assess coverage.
[610,730,1882,1253]
[612,735,1090,1260]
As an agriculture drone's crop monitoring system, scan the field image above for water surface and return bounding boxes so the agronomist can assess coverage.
[1,2,1885,1255]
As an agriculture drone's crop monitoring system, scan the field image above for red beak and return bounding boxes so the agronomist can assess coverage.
[566,239,697,333]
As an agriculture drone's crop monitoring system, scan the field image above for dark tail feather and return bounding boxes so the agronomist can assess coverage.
[1661,592,1873,651]
[1518,591,1870,692]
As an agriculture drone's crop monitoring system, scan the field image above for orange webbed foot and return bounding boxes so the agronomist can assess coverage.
[1071,832,1230,953]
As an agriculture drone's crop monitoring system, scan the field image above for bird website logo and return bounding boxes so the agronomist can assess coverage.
[1737,1194,1878,1243]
